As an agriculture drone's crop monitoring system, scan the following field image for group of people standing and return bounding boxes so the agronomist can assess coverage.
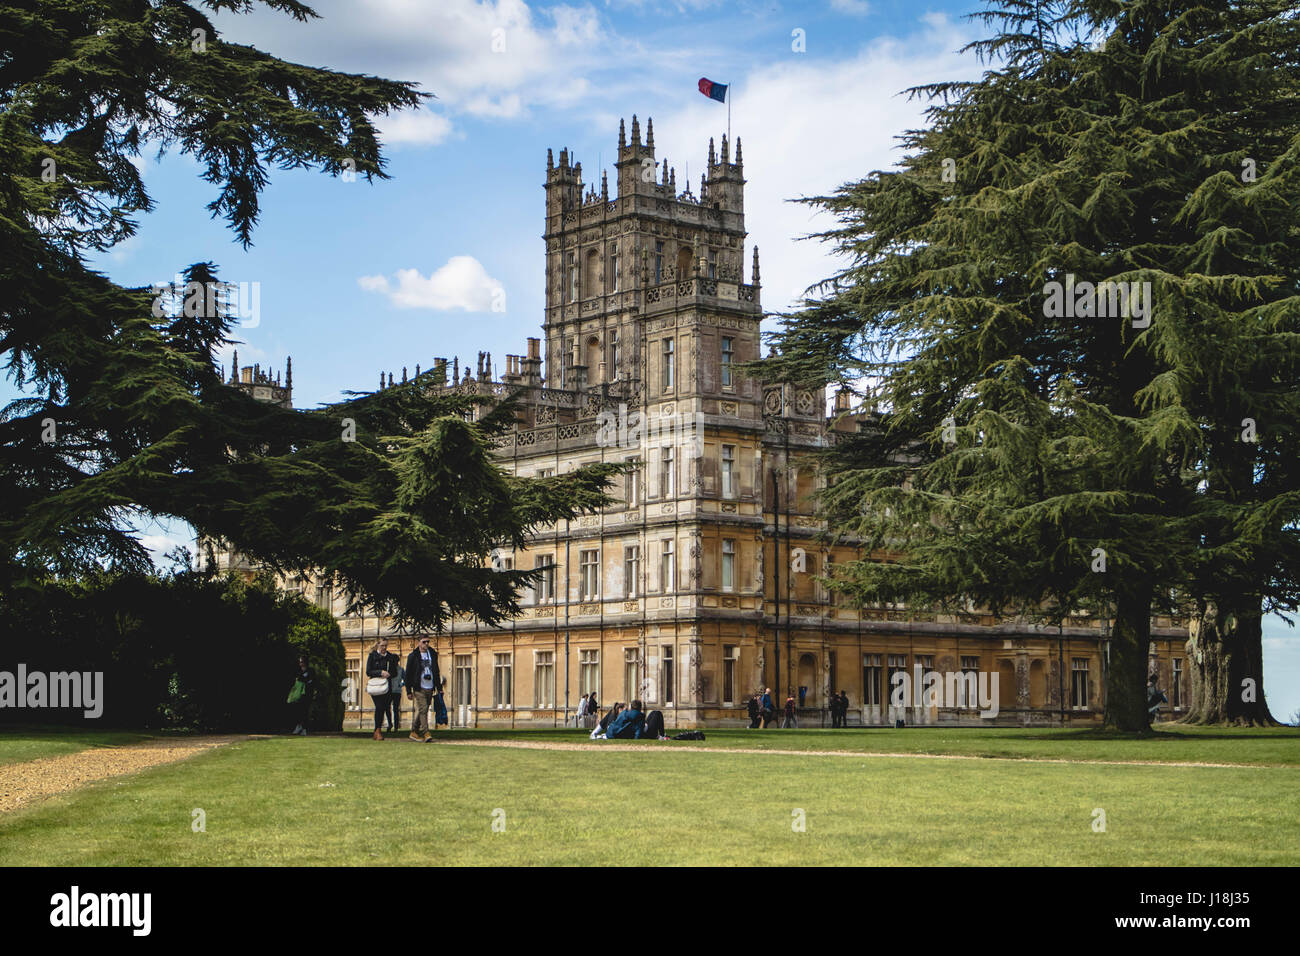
[746,687,854,728]
[366,636,448,741]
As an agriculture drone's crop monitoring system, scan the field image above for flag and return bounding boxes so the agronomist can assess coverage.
[698,77,727,103]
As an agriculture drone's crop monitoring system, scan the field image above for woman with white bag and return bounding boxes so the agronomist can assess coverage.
[365,638,393,740]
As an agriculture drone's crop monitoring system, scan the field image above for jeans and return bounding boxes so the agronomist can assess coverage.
[371,693,389,730]
[387,692,401,728]
[411,689,434,735]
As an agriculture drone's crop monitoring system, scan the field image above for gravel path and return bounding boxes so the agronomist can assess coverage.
[0,735,246,814]
[425,737,1268,769]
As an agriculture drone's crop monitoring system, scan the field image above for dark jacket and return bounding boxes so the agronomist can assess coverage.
[607,707,646,739]
[404,647,442,694]
[746,697,760,720]
[365,650,390,680]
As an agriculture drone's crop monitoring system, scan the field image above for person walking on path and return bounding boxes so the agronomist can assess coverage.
[761,687,777,728]
[365,638,393,740]
[288,656,315,736]
[746,693,761,729]
[386,647,404,732]
[405,635,442,741]
[782,693,797,729]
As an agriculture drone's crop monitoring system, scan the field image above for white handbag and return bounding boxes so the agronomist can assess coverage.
[366,676,390,695]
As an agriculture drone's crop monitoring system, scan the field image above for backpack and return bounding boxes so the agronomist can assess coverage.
[672,730,706,741]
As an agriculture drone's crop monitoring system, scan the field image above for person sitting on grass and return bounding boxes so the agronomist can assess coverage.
[642,708,667,739]
[606,699,647,739]
[591,702,622,739]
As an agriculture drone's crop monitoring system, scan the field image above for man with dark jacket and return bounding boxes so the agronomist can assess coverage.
[746,694,761,729]
[606,700,647,739]
[404,635,442,741]
[290,656,315,736]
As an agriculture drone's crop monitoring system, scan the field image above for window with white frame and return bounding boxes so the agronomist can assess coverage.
[662,338,674,390]
[493,653,513,708]
[610,249,620,293]
[1172,658,1184,709]
[454,654,472,709]
[624,457,639,506]
[624,647,640,700]
[886,654,907,706]
[579,649,600,697]
[579,549,600,601]
[721,445,736,498]
[534,554,556,603]
[723,645,739,704]
[624,545,640,598]
[862,654,882,707]
[660,539,675,592]
[721,336,734,387]
[660,445,675,498]
[960,655,980,708]
[721,538,735,591]
[345,659,360,708]
[534,650,555,708]
[1071,658,1090,710]
[661,645,675,705]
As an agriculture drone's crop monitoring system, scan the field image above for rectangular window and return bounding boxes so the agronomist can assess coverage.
[662,338,674,390]
[533,650,555,708]
[492,653,513,708]
[707,248,717,280]
[623,545,640,598]
[1071,658,1090,710]
[610,328,620,379]
[537,467,555,479]
[721,445,736,498]
[535,554,556,603]
[579,649,600,697]
[345,659,360,708]
[660,539,675,592]
[723,645,739,704]
[660,445,675,498]
[568,253,578,303]
[721,538,735,591]
[624,456,639,506]
[862,654,882,708]
[624,647,640,700]
[960,655,980,708]
[1172,658,1183,709]
[886,654,907,706]
[661,645,675,705]
[454,654,472,709]
[610,249,620,293]
[579,549,599,601]
[721,336,734,387]
[654,241,664,283]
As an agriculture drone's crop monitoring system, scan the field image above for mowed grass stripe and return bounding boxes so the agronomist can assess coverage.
[0,736,1295,866]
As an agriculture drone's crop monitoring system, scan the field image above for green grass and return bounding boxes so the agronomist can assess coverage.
[1,730,1298,865]
[0,725,153,766]
[388,722,1300,766]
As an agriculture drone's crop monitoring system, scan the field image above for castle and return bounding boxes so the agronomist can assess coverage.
[213,118,1192,728]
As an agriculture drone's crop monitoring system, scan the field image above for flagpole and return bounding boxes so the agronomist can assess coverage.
[727,87,731,144]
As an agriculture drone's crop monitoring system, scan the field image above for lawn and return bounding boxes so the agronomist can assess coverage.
[0,725,152,766]
[1,728,1297,865]
[413,723,1300,766]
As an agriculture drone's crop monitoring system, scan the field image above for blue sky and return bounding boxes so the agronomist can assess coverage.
[51,0,1297,719]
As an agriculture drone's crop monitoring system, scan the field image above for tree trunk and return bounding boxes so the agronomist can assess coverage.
[1180,599,1277,726]
[1104,582,1155,733]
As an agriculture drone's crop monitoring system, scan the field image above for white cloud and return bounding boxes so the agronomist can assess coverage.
[359,256,505,312]
[635,14,978,312]
[376,107,455,145]
[216,0,610,125]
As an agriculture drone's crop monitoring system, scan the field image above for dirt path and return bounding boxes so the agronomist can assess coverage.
[0,736,246,814]
[426,736,1282,769]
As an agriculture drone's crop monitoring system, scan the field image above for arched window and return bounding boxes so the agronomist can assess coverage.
[676,245,694,278]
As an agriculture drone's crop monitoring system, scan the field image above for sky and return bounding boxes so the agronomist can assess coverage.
[48,0,1298,720]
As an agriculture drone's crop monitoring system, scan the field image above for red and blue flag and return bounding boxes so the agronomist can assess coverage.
[697,77,727,103]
